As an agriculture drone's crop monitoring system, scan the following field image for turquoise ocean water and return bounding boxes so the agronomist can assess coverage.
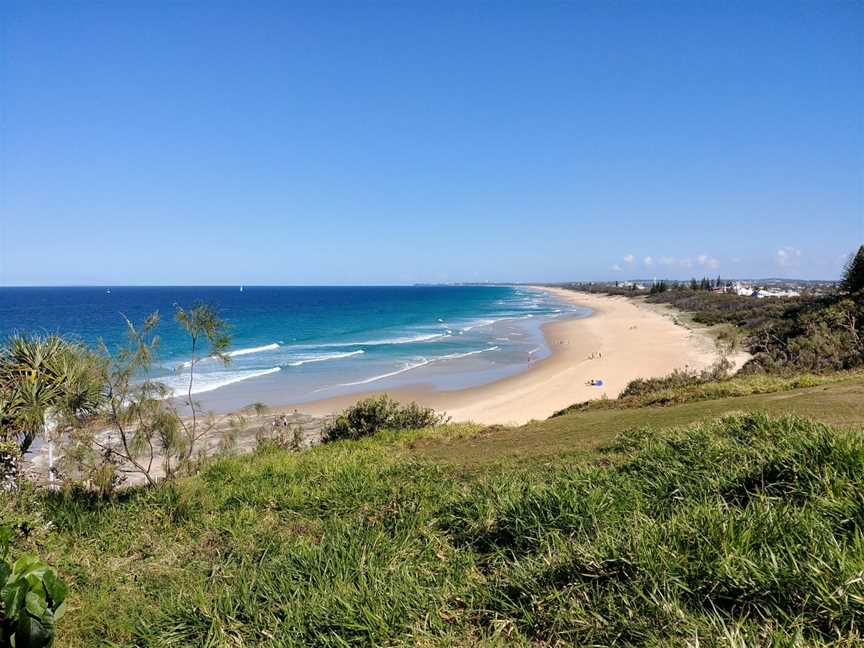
[0,286,588,412]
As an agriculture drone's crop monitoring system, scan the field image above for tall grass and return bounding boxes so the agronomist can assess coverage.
[5,413,863,646]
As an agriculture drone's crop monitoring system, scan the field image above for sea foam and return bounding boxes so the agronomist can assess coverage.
[180,342,280,367]
[286,350,364,366]
[162,367,281,396]
[300,333,449,348]
[337,346,499,387]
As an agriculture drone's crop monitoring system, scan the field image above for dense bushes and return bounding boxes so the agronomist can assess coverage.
[744,293,864,374]
[645,289,864,375]
[324,395,448,441]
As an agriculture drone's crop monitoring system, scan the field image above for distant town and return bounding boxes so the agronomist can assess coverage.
[557,278,838,298]
[423,279,839,298]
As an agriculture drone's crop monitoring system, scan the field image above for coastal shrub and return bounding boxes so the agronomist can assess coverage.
[325,395,447,442]
[0,527,68,648]
[619,366,706,398]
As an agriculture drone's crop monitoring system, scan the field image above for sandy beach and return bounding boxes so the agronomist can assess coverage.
[280,288,744,425]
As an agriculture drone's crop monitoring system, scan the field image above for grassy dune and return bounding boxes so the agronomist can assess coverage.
[6,379,864,646]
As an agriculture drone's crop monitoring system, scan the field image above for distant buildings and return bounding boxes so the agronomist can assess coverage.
[719,281,801,298]
[620,281,647,291]
[730,281,754,296]
[753,288,801,299]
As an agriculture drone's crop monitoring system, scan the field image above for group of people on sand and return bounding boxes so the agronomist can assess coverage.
[587,351,603,360]
[585,378,604,387]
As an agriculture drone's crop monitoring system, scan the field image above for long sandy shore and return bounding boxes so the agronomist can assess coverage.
[25,288,740,483]
[280,288,741,425]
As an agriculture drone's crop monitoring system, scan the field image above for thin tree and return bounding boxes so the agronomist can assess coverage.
[174,303,231,466]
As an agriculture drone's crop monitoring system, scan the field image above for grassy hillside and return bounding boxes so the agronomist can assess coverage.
[411,373,864,467]
[5,379,864,646]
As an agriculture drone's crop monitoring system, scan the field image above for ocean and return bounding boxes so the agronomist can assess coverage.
[0,285,589,412]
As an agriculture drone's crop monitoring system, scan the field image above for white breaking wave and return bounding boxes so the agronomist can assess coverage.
[286,350,364,366]
[460,314,534,333]
[337,346,499,387]
[229,343,280,357]
[461,319,496,332]
[439,346,499,360]
[299,333,449,348]
[162,367,281,397]
[339,358,432,386]
[180,342,280,367]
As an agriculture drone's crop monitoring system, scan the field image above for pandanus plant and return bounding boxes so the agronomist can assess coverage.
[0,334,105,483]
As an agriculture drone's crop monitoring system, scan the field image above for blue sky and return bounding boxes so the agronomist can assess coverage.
[1,1,862,285]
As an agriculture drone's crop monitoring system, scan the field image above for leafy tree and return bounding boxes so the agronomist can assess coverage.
[63,304,233,490]
[841,244,864,293]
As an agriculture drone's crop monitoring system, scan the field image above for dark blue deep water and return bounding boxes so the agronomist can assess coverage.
[0,286,587,409]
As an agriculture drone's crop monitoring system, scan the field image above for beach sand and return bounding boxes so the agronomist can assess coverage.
[278,288,747,425]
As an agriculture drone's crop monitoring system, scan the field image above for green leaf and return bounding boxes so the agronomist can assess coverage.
[24,591,47,619]
[24,574,46,600]
[41,571,66,607]
[2,580,27,618]
[51,600,66,622]
[15,611,54,648]
[11,555,42,577]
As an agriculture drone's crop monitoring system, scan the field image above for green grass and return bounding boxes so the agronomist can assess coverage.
[5,381,864,646]
[411,374,864,467]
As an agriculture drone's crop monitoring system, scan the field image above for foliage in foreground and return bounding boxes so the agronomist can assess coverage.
[324,394,448,441]
[0,527,67,648]
[0,303,236,493]
[0,334,105,457]
[5,412,863,646]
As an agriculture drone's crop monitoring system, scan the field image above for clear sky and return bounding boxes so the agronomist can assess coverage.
[1,1,862,285]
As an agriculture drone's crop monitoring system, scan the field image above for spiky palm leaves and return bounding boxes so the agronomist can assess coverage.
[0,334,106,455]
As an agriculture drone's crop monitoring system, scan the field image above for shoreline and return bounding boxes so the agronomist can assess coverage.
[270,287,740,425]
[24,287,743,483]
